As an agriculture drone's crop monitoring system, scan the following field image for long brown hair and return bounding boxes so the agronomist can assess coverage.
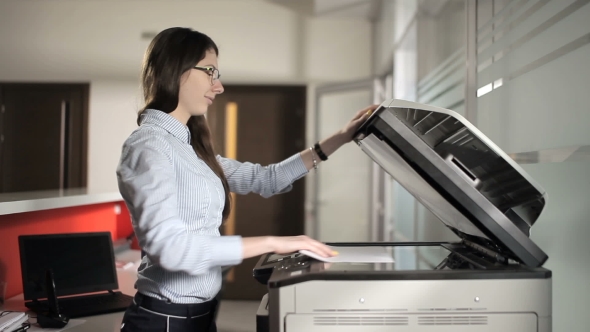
[138,27,231,220]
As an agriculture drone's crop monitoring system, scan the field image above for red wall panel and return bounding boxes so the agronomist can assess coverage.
[0,201,132,299]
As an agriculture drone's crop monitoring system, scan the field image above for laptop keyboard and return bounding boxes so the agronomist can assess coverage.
[27,291,134,318]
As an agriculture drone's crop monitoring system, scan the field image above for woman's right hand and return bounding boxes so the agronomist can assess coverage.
[241,235,336,259]
[268,235,335,258]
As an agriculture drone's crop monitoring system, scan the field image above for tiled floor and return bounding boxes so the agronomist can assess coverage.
[216,300,261,332]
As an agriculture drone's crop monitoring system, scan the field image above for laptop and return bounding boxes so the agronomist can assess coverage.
[18,232,134,318]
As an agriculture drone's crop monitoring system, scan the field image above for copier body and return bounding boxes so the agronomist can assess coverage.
[253,100,552,332]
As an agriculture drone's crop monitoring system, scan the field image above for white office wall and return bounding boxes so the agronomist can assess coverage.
[87,81,142,193]
[394,0,418,45]
[304,18,372,81]
[0,0,371,193]
[393,23,418,102]
[373,0,396,75]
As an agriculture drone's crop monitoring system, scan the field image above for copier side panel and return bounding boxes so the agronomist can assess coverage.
[284,313,538,332]
[295,279,551,316]
[269,285,295,332]
[292,279,550,320]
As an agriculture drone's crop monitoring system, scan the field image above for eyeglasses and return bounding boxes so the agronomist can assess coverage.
[193,66,221,85]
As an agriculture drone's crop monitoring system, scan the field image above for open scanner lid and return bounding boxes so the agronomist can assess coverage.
[354,99,548,267]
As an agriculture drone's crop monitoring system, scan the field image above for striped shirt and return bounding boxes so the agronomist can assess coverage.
[116,109,308,303]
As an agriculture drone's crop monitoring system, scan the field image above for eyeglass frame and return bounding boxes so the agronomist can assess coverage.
[193,66,221,85]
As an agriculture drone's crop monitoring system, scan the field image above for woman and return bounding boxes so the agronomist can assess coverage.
[116,27,377,332]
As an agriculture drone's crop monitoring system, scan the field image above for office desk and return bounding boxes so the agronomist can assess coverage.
[1,249,141,332]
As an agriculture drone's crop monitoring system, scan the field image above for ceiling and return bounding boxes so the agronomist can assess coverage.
[0,0,384,82]
[265,0,382,20]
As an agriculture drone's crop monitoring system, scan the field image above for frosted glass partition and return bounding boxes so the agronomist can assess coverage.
[417,48,466,115]
[521,161,590,332]
[476,0,590,152]
[476,1,590,330]
[389,7,417,252]
[417,0,466,114]
[374,0,589,328]
[388,0,466,268]
[315,89,373,242]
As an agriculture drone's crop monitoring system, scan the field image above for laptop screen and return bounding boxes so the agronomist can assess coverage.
[19,232,119,300]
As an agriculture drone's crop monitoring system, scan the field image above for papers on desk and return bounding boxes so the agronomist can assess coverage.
[0,312,27,332]
[299,246,394,263]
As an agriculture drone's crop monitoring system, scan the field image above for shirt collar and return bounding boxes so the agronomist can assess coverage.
[139,109,191,144]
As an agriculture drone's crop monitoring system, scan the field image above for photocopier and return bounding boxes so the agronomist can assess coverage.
[253,99,552,332]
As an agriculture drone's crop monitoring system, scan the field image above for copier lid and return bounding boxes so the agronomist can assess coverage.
[354,99,548,267]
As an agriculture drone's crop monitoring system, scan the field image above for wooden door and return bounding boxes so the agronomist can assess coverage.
[0,83,89,193]
[208,85,306,300]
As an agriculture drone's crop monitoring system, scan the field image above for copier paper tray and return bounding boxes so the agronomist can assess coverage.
[354,99,548,267]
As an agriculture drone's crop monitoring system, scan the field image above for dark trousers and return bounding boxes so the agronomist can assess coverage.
[121,292,218,332]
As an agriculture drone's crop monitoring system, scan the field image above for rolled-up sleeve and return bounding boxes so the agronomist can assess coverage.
[217,153,309,198]
[117,133,243,275]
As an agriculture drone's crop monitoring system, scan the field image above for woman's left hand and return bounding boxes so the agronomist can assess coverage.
[339,104,379,142]
[306,104,380,167]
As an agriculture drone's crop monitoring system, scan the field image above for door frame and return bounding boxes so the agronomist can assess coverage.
[308,76,392,242]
